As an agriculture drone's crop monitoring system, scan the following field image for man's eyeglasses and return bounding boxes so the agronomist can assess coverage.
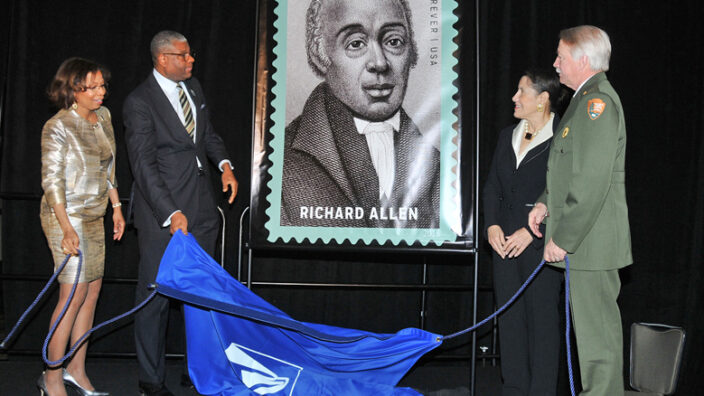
[162,52,196,60]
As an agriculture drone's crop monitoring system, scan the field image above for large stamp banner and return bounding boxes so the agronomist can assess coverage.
[251,0,470,248]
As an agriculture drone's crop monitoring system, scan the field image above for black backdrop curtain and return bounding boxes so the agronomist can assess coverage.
[1,0,703,394]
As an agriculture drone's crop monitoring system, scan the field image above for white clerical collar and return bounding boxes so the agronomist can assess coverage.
[353,111,401,134]
[353,112,400,200]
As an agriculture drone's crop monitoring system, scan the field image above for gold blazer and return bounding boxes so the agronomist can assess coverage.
[40,106,117,220]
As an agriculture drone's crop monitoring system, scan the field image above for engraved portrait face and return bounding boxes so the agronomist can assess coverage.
[317,0,413,121]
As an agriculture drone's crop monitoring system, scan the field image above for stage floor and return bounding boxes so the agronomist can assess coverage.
[0,355,501,395]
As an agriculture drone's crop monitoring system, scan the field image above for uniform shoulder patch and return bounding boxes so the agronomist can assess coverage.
[587,98,606,120]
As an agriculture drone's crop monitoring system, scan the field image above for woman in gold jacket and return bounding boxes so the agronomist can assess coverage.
[38,57,125,396]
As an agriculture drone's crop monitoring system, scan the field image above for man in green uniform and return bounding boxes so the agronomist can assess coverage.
[528,25,632,396]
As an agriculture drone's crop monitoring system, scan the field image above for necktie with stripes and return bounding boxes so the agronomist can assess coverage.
[177,85,195,139]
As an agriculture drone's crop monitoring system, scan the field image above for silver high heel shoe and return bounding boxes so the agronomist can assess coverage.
[36,372,49,396]
[62,369,109,396]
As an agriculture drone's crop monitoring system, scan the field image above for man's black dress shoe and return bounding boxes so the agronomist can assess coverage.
[138,381,174,396]
[180,373,195,389]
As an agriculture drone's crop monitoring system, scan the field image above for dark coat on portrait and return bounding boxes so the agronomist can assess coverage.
[281,83,439,228]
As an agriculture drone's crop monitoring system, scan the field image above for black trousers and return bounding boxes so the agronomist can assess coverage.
[133,206,219,386]
[493,244,562,396]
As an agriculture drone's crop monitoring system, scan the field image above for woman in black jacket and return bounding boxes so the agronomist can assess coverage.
[483,68,566,396]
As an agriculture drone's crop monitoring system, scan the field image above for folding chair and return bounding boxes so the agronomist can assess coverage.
[625,322,685,396]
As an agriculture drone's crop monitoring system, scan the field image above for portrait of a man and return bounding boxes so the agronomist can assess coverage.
[280,0,440,229]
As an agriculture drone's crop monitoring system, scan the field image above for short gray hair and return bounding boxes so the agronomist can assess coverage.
[559,25,611,72]
[150,30,188,64]
[305,0,418,78]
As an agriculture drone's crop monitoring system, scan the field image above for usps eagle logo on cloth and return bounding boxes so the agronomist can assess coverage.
[587,98,606,120]
[225,343,303,395]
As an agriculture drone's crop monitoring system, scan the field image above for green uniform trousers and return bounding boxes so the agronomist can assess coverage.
[569,269,624,396]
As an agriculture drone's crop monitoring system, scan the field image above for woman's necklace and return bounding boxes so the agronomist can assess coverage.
[523,118,548,141]
[523,122,538,140]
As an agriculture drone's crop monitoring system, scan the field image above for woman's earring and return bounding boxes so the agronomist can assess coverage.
[537,103,544,112]
[71,103,78,110]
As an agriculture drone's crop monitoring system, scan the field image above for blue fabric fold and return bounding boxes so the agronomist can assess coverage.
[155,232,442,395]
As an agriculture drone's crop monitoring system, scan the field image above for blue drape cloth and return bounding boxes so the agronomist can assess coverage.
[155,232,442,395]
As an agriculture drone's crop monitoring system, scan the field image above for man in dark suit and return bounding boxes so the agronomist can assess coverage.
[281,0,439,228]
[529,25,632,396]
[123,30,238,396]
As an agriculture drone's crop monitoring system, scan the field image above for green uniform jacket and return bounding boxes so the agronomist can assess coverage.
[537,72,632,270]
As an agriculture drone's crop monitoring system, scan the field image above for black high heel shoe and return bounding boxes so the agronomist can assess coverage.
[62,369,109,396]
